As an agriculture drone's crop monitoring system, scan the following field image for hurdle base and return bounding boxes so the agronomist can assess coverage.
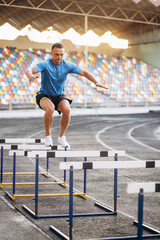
[22,205,38,219]
[23,203,116,219]
[41,173,49,178]
[94,202,116,214]
[133,220,160,234]
[86,234,160,240]
[76,192,86,199]
[5,191,14,201]
[54,179,66,188]
[49,225,69,240]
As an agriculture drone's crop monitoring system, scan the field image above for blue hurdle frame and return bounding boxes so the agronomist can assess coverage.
[50,169,160,240]
[22,153,119,219]
[0,146,4,189]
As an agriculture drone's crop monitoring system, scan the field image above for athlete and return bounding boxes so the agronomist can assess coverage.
[25,43,108,148]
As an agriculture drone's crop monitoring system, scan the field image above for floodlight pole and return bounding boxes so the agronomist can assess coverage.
[85,15,88,71]
[84,15,88,108]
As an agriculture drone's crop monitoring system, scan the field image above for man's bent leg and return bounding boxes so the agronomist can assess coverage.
[40,97,55,138]
[58,99,71,137]
[57,99,71,148]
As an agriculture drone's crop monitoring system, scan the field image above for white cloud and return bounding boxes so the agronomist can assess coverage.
[0,23,19,40]
[132,0,160,7]
[0,23,128,49]
[101,31,128,49]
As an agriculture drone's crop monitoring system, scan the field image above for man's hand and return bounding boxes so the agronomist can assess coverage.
[79,70,109,91]
[28,73,39,84]
[25,69,39,84]
[95,82,109,90]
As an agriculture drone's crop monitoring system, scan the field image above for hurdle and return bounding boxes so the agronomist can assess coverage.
[0,144,66,190]
[59,160,160,170]
[5,148,71,200]
[25,150,125,158]
[50,160,160,240]
[0,138,45,143]
[68,182,160,240]
[127,182,160,194]
[128,182,160,239]
[1,144,64,150]
[9,146,69,188]
[0,140,48,186]
[22,150,125,219]
[26,149,125,204]
[0,138,46,181]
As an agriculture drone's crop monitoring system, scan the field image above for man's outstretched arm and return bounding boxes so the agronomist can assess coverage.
[79,70,109,90]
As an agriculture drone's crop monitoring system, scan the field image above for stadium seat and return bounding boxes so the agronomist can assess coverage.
[0,46,160,106]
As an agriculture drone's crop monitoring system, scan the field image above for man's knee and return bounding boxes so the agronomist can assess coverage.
[58,100,71,115]
[62,105,71,116]
[45,106,55,116]
[40,98,55,116]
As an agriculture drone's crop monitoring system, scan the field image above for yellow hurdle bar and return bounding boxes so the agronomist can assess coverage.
[3,172,48,176]
[16,192,86,197]
[7,192,86,201]
[2,181,66,186]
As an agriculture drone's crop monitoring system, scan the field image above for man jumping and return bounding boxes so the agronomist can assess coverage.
[25,43,108,148]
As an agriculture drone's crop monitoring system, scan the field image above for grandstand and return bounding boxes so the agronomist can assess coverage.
[0,46,160,109]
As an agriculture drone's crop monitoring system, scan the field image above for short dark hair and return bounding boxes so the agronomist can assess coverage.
[51,43,64,51]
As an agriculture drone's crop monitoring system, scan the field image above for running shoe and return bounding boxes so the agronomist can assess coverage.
[58,136,70,149]
[45,135,53,147]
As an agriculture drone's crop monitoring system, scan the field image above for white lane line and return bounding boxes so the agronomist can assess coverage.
[27,118,104,139]
[95,120,160,226]
[154,126,160,140]
[96,121,141,161]
[128,121,160,152]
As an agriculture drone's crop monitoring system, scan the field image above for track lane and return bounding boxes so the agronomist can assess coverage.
[1,113,160,239]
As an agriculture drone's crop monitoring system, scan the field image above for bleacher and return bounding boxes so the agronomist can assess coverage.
[0,46,40,106]
[0,46,160,109]
[66,50,160,104]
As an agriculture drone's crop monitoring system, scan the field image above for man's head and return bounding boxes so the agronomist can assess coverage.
[51,42,65,65]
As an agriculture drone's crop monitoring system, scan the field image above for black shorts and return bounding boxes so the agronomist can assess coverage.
[36,93,72,114]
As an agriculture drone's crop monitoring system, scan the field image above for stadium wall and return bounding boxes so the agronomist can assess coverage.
[138,42,160,69]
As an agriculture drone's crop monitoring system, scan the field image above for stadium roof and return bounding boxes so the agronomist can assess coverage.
[0,0,160,42]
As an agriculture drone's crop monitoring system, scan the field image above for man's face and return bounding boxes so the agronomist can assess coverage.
[51,47,65,65]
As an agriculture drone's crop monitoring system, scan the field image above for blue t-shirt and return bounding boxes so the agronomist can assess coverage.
[35,59,82,96]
